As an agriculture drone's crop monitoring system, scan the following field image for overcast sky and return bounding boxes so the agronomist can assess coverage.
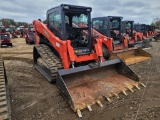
[0,0,159,24]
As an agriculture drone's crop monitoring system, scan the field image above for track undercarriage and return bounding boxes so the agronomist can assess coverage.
[0,57,10,119]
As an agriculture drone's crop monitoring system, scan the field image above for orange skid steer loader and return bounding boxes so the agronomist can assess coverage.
[92,16,151,65]
[33,4,146,117]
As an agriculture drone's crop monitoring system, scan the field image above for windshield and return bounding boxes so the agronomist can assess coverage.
[126,23,131,29]
[0,34,9,40]
[64,11,91,49]
[110,20,119,29]
[109,19,121,40]
[65,12,89,28]
[92,19,103,30]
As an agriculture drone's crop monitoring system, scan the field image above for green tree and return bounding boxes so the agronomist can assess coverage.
[0,18,17,27]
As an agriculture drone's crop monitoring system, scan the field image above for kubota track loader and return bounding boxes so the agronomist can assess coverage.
[33,4,146,117]
[134,24,157,42]
[121,20,152,48]
[121,21,142,46]
[92,16,151,65]
[133,24,149,39]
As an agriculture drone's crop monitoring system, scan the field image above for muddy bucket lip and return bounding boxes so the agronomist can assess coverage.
[57,59,122,76]
[56,58,141,117]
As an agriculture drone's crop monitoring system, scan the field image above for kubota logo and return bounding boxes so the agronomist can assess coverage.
[43,30,50,38]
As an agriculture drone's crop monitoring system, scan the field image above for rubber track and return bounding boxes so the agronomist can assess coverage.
[0,57,10,120]
[35,44,63,81]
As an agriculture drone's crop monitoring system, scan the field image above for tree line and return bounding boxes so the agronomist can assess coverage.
[0,18,31,27]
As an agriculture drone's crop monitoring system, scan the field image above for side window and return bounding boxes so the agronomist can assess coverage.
[48,11,62,39]
[92,19,103,30]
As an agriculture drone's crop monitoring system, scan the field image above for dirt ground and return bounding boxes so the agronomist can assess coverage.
[0,38,160,120]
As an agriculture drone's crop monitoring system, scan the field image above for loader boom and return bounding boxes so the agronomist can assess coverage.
[33,20,103,69]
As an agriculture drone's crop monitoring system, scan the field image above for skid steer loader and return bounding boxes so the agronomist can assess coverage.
[33,4,146,117]
[121,21,142,45]
[134,24,157,42]
[133,24,149,39]
[92,16,151,65]
[121,20,152,48]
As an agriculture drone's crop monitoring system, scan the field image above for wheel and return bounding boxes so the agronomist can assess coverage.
[102,44,110,60]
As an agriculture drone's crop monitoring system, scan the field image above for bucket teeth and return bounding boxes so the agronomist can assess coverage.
[134,84,140,90]
[127,87,134,93]
[140,83,146,87]
[105,97,112,103]
[96,100,103,107]
[87,105,92,111]
[122,91,128,96]
[114,93,119,98]
[77,109,82,118]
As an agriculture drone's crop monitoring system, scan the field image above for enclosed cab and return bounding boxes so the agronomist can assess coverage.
[121,20,143,46]
[46,4,93,56]
[0,33,12,47]
[121,20,134,43]
[134,24,149,38]
[92,16,128,51]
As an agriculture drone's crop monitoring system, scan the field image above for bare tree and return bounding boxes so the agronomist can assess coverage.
[151,18,160,27]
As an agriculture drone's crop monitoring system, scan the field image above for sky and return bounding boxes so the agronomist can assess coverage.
[0,0,159,24]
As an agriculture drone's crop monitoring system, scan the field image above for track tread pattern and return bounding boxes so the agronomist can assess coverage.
[35,44,63,82]
[0,57,10,120]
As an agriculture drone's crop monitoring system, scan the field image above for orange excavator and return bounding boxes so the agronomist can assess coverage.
[33,4,146,117]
